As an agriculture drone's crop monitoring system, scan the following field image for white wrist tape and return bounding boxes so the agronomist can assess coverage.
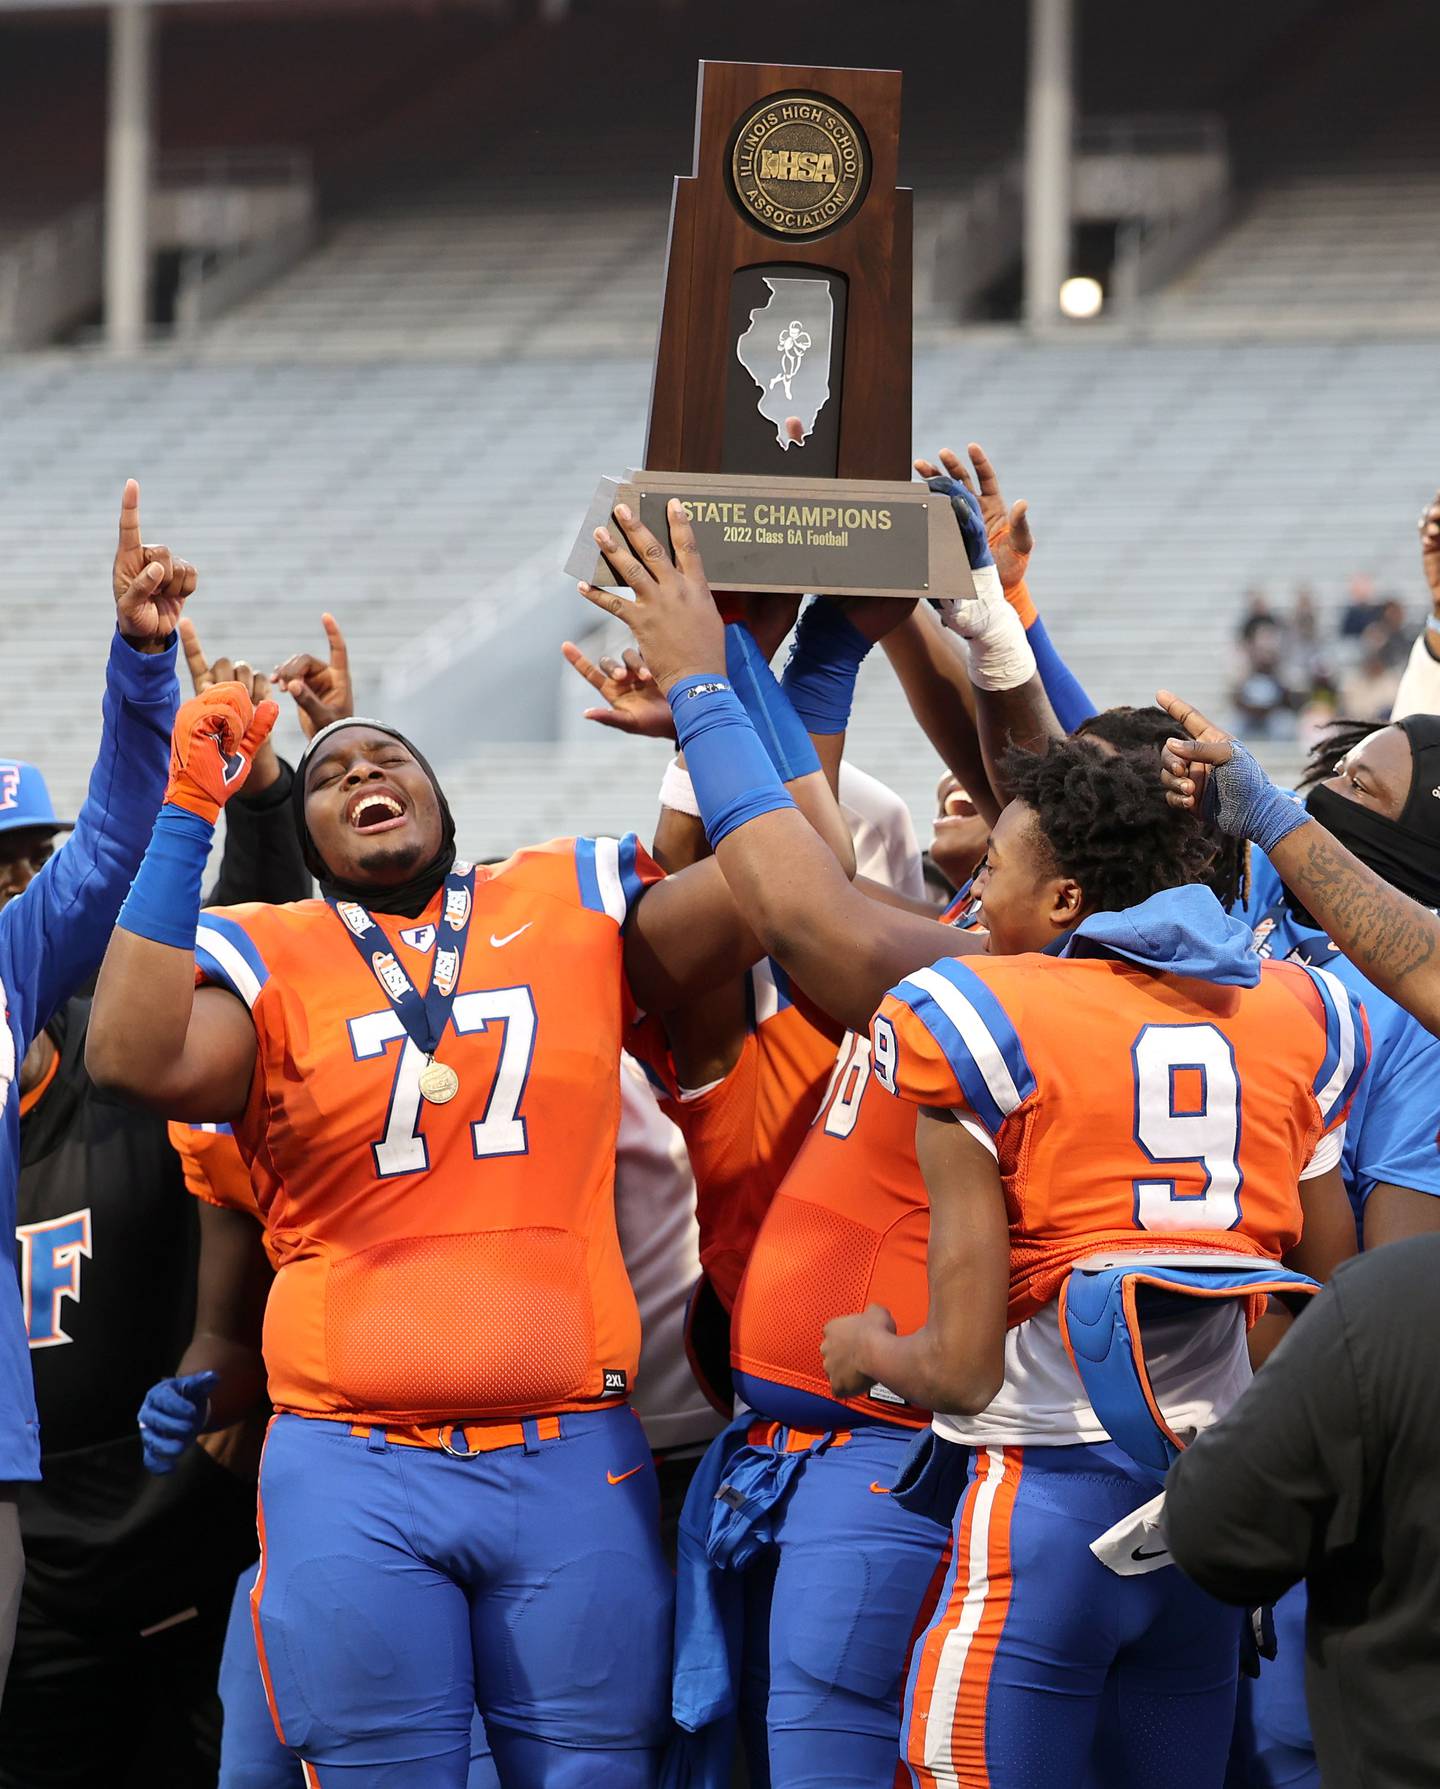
[942,564,1037,691]
[658,756,701,817]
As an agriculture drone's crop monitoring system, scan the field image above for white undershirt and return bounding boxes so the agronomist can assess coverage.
[933,1123,1343,1448]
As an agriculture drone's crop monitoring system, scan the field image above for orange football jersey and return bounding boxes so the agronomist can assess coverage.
[193,836,662,1426]
[731,1021,932,1428]
[873,949,1370,1328]
[168,1119,278,1267]
[635,960,843,1310]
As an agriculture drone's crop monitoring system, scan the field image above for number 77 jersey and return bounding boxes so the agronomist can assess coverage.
[193,836,662,1428]
[871,946,1371,1327]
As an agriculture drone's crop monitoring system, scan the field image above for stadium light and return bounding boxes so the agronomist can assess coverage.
[1058,276,1104,320]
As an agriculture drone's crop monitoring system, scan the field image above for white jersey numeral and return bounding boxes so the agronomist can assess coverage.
[347,986,537,1179]
[821,1033,872,1139]
[1132,1023,1242,1232]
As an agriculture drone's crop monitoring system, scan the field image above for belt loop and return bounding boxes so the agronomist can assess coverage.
[366,1426,387,1454]
[521,1418,540,1455]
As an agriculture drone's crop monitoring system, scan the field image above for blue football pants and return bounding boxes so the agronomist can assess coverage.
[737,1423,953,1789]
[251,1410,672,1786]
[219,1568,499,1788]
[903,1442,1244,1789]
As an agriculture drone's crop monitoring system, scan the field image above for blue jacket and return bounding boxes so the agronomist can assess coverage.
[1238,848,1440,1235]
[0,630,176,1479]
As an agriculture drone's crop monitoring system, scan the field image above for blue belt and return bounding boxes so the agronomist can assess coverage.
[1059,1255,1319,1474]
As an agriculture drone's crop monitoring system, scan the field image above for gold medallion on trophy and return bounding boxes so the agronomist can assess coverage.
[729,92,869,238]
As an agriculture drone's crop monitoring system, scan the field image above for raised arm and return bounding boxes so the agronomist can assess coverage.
[1389,487,1440,722]
[86,684,278,1117]
[1,482,192,1039]
[1157,691,1440,1037]
[582,503,984,1033]
[914,454,1060,801]
[180,617,311,907]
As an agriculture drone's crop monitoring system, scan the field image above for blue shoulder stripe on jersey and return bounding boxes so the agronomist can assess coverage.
[187,1121,234,1136]
[194,912,270,1008]
[930,957,1037,1105]
[574,837,604,914]
[617,832,647,914]
[890,976,1005,1133]
[1299,963,1368,1121]
[888,958,1035,1136]
[574,836,645,924]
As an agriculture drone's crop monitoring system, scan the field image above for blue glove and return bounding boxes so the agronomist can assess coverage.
[779,598,872,735]
[1201,738,1309,853]
[926,475,995,571]
[137,1370,219,1474]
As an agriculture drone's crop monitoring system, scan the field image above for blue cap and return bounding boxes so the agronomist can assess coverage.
[0,763,73,837]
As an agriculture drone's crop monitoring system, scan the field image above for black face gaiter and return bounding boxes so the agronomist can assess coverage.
[294,717,457,918]
[1301,714,1440,914]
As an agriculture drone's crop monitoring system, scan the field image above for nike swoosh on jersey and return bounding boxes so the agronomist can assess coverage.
[490,923,533,949]
[606,1464,645,1485]
[868,1481,893,1495]
[1131,1545,1169,1562]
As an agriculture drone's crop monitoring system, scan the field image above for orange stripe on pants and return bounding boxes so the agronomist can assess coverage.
[249,1417,289,1750]
[903,1446,1023,1789]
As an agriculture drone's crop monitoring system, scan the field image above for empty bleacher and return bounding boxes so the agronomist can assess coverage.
[4,335,1435,855]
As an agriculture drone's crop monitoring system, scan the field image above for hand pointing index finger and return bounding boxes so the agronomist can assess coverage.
[177,617,211,694]
[117,478,141,555]
[321,612,349,673]
[1155,689,1223,744]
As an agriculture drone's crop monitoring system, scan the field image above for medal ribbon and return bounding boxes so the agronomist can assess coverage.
[326,863,477,1058]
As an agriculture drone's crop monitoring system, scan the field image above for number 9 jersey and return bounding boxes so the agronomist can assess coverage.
[193,836,662,1428]
[871,943,1371,1328]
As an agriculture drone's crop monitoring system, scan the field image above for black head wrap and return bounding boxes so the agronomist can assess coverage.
[293,717,456,918]
[1302,714,1440,912]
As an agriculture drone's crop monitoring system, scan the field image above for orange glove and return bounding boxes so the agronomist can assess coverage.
[165,683,280,823]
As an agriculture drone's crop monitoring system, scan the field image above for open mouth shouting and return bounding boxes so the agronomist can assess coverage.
[346,786,409,835]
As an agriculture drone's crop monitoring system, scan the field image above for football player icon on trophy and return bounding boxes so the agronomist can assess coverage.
[769,320,812,401]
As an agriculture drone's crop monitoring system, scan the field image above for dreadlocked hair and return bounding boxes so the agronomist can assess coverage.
[1297,717,1388,794]
[1075,704,1249,910]
[997,735,1216,915]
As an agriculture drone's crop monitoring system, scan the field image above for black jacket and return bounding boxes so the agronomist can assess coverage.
[12,763,309,1631]
[1166,1237,1440,1789]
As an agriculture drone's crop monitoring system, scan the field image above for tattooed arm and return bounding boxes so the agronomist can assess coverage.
[1157,691,1440,1038]
[1266,823,1440,1024]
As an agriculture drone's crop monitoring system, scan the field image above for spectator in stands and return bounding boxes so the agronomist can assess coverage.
[1289,583,1329,686]
[1236,588,1281,645]
[1339,571,1383,640]
[0,482,183,1698]
[1367,596,1414,672]
[1230,615,1297,738]
[1339,644,1402,721]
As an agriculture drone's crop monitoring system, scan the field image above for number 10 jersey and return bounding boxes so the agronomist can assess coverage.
[193,835,662,1428]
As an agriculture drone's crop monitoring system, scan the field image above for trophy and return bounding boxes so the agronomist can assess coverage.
[566,60,966,601]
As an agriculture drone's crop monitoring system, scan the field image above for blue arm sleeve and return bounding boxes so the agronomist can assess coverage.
[1025,616,1096,733]
[1,629,178,1043]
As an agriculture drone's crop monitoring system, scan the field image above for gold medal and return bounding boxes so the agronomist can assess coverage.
[418,1058,460,1105]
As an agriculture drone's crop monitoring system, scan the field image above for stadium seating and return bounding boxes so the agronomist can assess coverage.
[4,335,1434,853]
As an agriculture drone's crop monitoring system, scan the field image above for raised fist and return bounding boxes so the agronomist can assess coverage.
[165,684,280,823]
